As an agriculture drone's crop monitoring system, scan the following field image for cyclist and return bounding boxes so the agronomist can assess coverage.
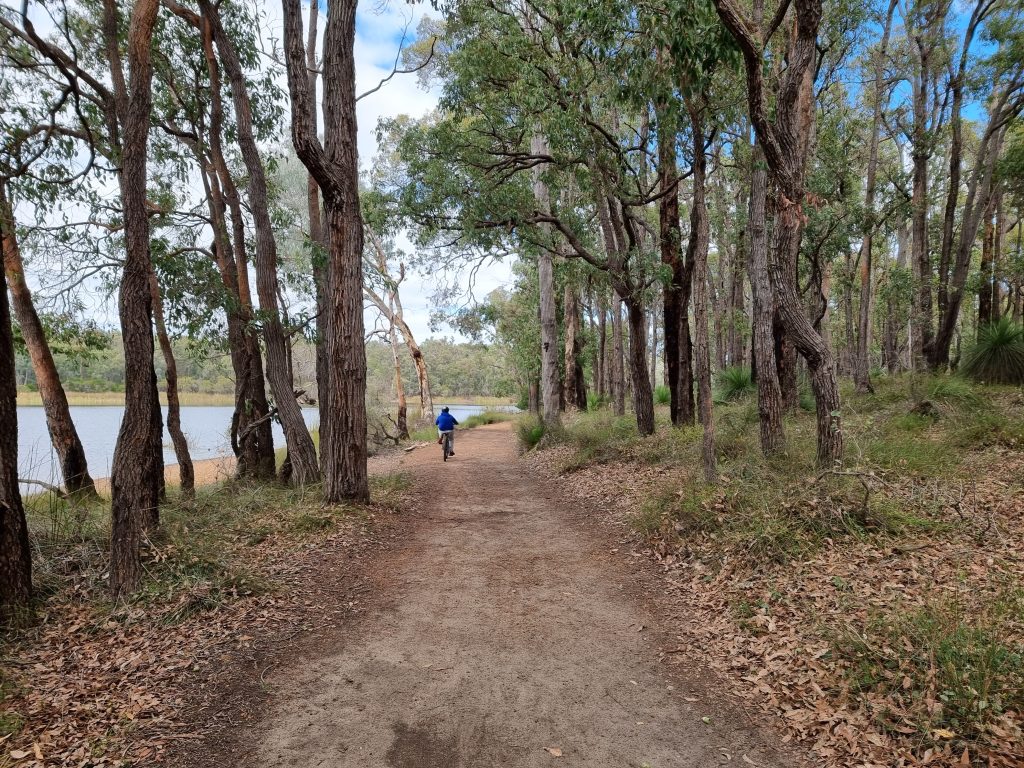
[435,406,459,456]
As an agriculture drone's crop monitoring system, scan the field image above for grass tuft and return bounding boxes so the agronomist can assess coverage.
[715,366,755,402]
[515,414,546,451]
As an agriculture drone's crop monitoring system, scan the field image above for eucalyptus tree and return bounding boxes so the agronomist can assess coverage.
[713,0,845,466]
[394,0,669,435]
[282,0,370,502]
[153,7,277,479]
[161,0,321,485]
[853,0,899,393]
[0,180,97,496]
[928,0,1024,369]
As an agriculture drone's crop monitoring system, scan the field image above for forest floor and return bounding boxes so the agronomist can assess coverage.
[518,377,1024,768]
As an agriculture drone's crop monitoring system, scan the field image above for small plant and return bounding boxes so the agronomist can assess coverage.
[798,387,815,412]
[654,384,671,405]
[587,391,610,410]
[832,593,1024,747]
[960,318,1024,385]
[515,415,545,450]
[715,366,755,402]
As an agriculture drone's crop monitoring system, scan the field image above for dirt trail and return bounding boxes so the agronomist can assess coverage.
[245,423,793,767]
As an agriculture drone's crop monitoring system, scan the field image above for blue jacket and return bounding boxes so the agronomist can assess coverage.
[436,412,459,431]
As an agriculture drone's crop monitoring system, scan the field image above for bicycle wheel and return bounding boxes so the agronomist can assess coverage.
[442,433,450,461]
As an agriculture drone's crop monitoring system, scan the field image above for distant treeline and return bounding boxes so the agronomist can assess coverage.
[13,330,515,401]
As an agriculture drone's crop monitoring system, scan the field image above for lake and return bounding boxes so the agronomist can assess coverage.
[15,403,505,489]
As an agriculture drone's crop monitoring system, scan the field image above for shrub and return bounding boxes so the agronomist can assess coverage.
[799,388,815,412]
[515,415,545,450]
[715,366,755,402]
[654,384,671,405]
[960,318,1024,385]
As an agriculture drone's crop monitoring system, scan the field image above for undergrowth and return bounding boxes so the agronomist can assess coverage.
[524,374,1024,762]
[19,470,411,621]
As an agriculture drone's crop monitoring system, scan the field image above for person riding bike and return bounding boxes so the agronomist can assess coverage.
[435,406,459,456]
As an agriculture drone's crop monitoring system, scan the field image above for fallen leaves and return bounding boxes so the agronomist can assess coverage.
[526,439,1024,768]
[0,502,399,766]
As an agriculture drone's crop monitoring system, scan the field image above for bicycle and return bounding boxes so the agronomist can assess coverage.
[439,429,454,461]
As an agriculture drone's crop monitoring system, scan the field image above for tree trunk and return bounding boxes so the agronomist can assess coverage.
[530,133,562,429]
[625,299,655,435]
[913,122,937,370]
[190,5,275,480]
[993,193,1005,323]
[979,197,996,332]
[388,308,409,440]
[930,112,1009,368]
[0,180,96,497]
[713,0,842,466]
[149,269,194,499]
[0,247,32,619]
[282,0,368,502]
[107,0,162,598]
[596,291,607,400]
[611,292,626,417]
[749,149,785,453]
[203,0,318,485]
[649,300,658,392]
[688,103,716,483]
[305,0,330,415]
[729,234,747,368]
[658,125,695,426]
[563,281,587,410]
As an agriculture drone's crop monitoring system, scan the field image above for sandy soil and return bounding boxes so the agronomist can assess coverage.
[179,423,796,768]
[88,455,237,494]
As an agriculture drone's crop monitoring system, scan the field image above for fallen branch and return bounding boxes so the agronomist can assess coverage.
[18,478,68,498]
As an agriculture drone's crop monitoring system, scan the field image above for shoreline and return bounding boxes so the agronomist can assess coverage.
[16,391,516,408]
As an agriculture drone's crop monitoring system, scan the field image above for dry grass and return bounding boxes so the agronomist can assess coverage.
[16,391,236,407]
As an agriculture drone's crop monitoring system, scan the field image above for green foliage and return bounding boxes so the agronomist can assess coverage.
[558,412,639,470]
[515,415,546,451]
[926,376,982,407]
[714,366,755,402]
[654,384,671,405]
[960,319,1024,385]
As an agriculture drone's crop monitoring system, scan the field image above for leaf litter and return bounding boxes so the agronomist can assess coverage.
[1,461,413,768]
[524,440,1024,768]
